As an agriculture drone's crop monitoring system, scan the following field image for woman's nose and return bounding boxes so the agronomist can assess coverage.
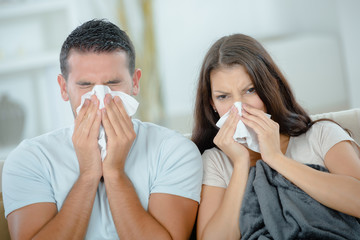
[233,96,243,104]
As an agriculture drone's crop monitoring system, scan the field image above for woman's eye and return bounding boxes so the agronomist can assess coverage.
[216,95,227,100]
[246,87,256,94]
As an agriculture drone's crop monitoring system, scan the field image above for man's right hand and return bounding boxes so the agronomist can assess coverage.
[72,95,102,179]
[7,95,103,240]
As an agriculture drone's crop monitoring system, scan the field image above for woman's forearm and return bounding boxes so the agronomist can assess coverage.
[272,155,360,218]
[200,161,249,240]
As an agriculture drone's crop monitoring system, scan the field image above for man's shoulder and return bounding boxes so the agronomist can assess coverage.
[7,125,73,160]
[25,125,73,146]
[133,119,183,139]
[133,119,199,152]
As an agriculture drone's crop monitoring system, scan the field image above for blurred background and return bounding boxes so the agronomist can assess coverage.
[0,0,359,159]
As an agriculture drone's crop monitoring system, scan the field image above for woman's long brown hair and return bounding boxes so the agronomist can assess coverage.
[192,34,314,154]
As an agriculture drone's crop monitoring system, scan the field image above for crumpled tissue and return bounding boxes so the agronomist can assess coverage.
[76,85,139,160]
[216,102,270,153]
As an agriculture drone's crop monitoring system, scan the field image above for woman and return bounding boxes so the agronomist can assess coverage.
[192,34,360,239]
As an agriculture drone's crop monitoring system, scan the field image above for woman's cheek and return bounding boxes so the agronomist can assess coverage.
[218,106,232,117]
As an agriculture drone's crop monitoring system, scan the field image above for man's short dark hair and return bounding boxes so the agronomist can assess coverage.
[60,19,136,80]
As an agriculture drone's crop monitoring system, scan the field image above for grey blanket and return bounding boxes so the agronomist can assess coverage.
[239,160,360,240]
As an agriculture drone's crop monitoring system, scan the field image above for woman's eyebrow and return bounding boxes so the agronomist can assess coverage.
[241,83,254,92]
[213,90,229,94]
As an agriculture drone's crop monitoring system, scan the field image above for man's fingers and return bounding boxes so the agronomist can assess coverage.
[104,95,123,136]
[79,96,100,138]
[114,96,132,128]
[89,110,102,140]
[101,108,116,138]
[74,99,90,129]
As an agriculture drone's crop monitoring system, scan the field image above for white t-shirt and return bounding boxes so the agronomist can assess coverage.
[202,121,360,188]
[2,119,203,240]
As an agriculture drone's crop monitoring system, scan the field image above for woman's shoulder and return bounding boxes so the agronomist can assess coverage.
[298,120,357,159]
[287,120,356,164]
[202,147,233,188]
[309,120,351,140]
[203,147,227,160]
[202,147,233,170]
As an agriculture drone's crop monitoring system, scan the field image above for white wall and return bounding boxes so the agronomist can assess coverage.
[152,0,359,133]
[263,34,347,114]
[336,0,360,109]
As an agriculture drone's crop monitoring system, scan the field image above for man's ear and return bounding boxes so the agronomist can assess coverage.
[132,68,141,96]
[57,74,69,101]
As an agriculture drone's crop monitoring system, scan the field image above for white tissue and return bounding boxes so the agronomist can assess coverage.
[75,85,139,160]
[215,102,270,153]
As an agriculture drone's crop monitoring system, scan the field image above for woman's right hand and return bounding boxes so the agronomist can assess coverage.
[213,106,250,165]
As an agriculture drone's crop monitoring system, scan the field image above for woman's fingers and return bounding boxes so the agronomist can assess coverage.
[242,104,267,120]
[242,105,272,128]
[214,107,240,145]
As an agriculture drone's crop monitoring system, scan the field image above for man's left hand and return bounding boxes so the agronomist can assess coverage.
[101,94,136,174]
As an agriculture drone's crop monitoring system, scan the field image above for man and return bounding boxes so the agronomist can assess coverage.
[2,19,202,239]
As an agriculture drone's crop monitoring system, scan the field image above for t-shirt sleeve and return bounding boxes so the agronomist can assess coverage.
[316,121,360,159]
[150,134,203,203]
[202,149,228,188]
[2,140,55,217]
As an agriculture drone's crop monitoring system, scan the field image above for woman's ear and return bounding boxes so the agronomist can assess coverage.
[57,74,69,101]
[210,99,216,112]
[131,69,141,96]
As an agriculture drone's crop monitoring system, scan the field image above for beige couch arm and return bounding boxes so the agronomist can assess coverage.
[311,108,360,145]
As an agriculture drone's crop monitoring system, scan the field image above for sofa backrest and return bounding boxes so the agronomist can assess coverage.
[311,108,360,145]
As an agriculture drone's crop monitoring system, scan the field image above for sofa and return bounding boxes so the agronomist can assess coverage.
[0,108,359,240]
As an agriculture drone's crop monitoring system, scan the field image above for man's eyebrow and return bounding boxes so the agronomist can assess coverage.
[106,79,122,84]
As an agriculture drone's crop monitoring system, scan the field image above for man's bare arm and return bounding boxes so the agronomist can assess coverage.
[7,97,103,240]
[7,174,100,240]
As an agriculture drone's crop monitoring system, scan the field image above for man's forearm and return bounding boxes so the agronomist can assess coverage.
[34,174,100,240]
[103,171,172,240]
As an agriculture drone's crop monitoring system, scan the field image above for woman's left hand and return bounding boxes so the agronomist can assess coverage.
[241,104,283,165]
